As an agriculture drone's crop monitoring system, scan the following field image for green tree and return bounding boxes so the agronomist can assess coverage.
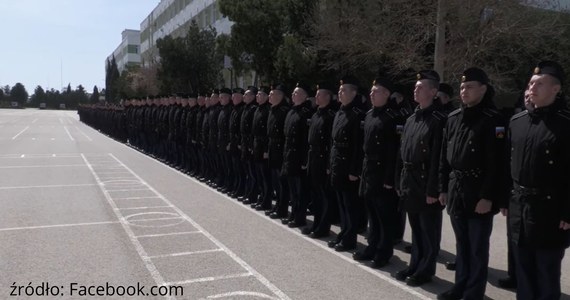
[30,85,46,107]
[10,83,28,107]
[157,21,222,93]
[90,86,100,103]
[105,56,120,102]
[74,85,89,105]
[0,88,4,101]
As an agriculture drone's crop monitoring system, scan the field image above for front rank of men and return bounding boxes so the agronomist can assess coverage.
[78,60,570,300]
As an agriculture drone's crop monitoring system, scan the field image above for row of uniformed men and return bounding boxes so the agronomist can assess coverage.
[78,60,569,300]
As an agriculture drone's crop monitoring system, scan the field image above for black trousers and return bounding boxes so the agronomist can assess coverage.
[335,180,361,247]
[287,175,309,225]
[407,210,442,277]
[450,214,494,299]
[514,245,565,300]
[365,187,399,261]
[255,161,271,206]
[309,181,333,234]
[243,160,257,200]
[271,168,289,216]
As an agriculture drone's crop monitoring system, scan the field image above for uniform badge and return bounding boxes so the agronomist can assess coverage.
[495,126,505,139]
[534,67,540,74]
[396,125,404,135]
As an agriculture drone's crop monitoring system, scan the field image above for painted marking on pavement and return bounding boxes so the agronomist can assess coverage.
[74,126,93,141]
[0,183,97,190]
[135,231,201,238]
[0,221,120,232]
[64,126,74,141]
[12,126,29,139]
[146,248,223,259]
[165,273,253,286]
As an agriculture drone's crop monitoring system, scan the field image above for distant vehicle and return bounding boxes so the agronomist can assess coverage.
[59,103,66,109]
[39,103,46,109]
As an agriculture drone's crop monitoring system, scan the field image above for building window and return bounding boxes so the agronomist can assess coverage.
[127,45,139,54]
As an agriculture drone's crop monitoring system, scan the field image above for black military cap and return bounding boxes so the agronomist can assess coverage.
[416,70,440,83]
[271,83,288,94]
[339,75,359,88]
[198,91,209,97]
[187,92,198,99]
[258,86,271,94]
[372,77,394,93]
[212,88,220,95]
[295,82,314,97]
[219,87,232,95]
[533,60,565,85]
[461,67,489,84]
[439,83,454,98]
[246,86,258,95]
[232,87,245,94]
[316,81,337,94]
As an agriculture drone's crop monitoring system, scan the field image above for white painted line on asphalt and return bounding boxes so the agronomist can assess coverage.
[114,196,161,200]
[0,164,86,169]
[164,273,253,286]
[0,153,80,159]
[146,248,223,259]
[59,118,64,124]
[0,221,120,232]
[0,183,97,190]
[64,126,74,141]
[119,147,431,300]
[207,291,279,300]
[106,188,151,192]
[20,154,25,158]
[80,154,171,299]
[118,205,173,210]
[136,231,201,238]
[127,216,184,222]
[32,118,38,123]
[12,126,29,139]
[108,153,292,300]
[52,154,56,157]
[74,126,93,141]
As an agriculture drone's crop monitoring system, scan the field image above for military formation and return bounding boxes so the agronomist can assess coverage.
[78,61,570,300]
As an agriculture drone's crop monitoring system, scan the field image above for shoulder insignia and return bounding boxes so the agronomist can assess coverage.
[432,110,445,121]
[482,107,499,118]
[385,108,396,119]
[396,124,404,135]
[366,109,373,115]
[448,108,461,117]
[360,120,365,129]
[495,126,505,139]
[511,110,529,122]
[306,118,312,126]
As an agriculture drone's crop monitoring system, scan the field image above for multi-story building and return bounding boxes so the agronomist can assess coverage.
[106,29,141,74]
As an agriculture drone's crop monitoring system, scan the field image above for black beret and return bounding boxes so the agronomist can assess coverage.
[438,83,454,98]
[258,86,271,94]
[232,87,245,94]
[212,89,220,95]
[295,82,314,97]
[416,70,440,83]
[461,67,489,84]
[533,60,565,85]
[316,81,337,94]
[271,83,288,94]
[339,75,359,88]
[219,87,232,95]
[372,78,394,93]
[246,86,258,95]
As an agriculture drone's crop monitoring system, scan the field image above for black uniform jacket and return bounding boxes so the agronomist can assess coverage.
[398,104,446,213]
[329,99,365,190]
[267,100,291,169]
[359,105,399,198]
[281,100,315,176]
[508,98,570,249]
[439,101,506,217]
[307,102,338,184]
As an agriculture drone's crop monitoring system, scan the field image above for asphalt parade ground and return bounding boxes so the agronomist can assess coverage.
[0,109,568,300]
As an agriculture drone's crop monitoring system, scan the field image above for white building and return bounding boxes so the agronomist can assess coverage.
[140,0,232,66]
[106,29,141,73]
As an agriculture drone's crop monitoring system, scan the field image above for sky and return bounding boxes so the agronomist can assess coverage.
[0,0,160,95]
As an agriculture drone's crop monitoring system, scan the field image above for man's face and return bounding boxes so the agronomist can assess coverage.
[232,93,243,105]
[257,91,268,104]
[220,93,231,105]
[460,81,486,107]
[414,80,436,105]
[338,84,356,106]
[210,94,219,105]
[292,87,307,106]
[315,89,331,107]
[181,98,189,107]
[244,91,255,104]
[437,92,450,104]
[197,96,205,106]
[269,90,283,106]
[528,74,560,108]
[370,85,390,108]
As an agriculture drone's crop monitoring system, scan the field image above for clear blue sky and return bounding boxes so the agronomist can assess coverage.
[0,0,159,95]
